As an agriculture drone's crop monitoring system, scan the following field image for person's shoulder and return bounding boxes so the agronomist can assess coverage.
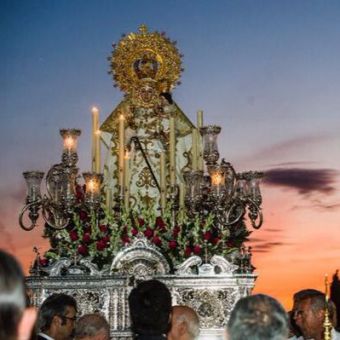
[333,328,340,339]
[37,334,53,340]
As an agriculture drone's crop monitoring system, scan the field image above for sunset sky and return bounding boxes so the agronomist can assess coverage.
[1,0,340,310]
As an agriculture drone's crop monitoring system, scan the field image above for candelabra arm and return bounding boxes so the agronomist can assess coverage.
[19,199,42,231]
[41,201,70,230]
[223,201,245,226]
[247,198,263,230]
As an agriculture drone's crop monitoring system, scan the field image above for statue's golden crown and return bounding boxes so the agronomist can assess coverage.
[108,25,183,94]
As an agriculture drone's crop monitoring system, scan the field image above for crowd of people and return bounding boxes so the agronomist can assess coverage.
[1,249,339,340]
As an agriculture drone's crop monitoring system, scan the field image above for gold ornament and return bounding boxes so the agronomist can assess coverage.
[109,24,183,94]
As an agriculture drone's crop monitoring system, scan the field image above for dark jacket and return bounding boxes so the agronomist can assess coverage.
[134,335,166,340]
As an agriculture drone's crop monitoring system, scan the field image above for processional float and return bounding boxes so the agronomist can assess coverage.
[20,25,263,340]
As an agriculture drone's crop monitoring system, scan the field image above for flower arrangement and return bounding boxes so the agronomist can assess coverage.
[41,185,251,271]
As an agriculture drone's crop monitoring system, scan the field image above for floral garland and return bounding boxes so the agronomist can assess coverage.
[41,185,251,270]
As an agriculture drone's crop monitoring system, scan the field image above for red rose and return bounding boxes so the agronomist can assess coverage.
[226,241,234,248]
[82,233,91,243]
[138,218,145,226]
[168,240,177,249]
[77,244,88,255]
[96,239,107,251]
[155,216,166,231]
[172,226,180,238]
[79,210,88,221]
[203,231,212,241]
[69,230,79,241]
[76,191,83,201]
[193,245,202,255]
[121,234,130,244]
[102,235,110,244]
[75,185,84,201]
[99,225,108,233]
[131,228,138,236]
[211,237,220,245]
[144,227,154,238]
[184,246,192,257]
[39,257,48,267]
[152,235,162,246]
[84,225,92,234]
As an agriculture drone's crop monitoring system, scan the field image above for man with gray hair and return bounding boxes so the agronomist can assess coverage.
[167,305,200,340]
[290,289,340,340]
[75,313,110,340]
[226,294,288,340]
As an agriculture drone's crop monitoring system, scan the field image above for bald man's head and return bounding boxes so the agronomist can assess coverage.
[168,305,200,340]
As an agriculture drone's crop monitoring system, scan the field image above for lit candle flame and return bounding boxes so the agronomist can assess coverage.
[119,114,124,121]
[91,106,99,114]
[95,129,101,136]
[64,136,74,150]
[88,179,96,193]
[124,150,130,160]
[212,172,223,186]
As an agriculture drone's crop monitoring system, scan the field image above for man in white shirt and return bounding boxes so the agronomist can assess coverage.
[289,289,340,340]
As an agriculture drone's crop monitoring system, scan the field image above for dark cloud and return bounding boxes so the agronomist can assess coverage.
[263,168,338,195]
[250,241,287,253]
[292,201,340,211]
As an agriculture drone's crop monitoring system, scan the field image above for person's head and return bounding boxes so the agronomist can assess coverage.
[128,279,172,336]
[74,313,110,340]
[227,294,288,340]
[0,249,37,340]
[38,293,77,340]
[293,289,336,339]
[168,305,200,340]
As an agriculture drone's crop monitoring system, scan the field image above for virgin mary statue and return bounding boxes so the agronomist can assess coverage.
[100,25,195,212]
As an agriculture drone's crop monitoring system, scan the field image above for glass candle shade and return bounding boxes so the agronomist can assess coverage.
[200,125,221,165]
[83,172,103,206]
[23,171,44,202]
[60,129,81,153]
[247,171,263,202]
[235,176,248,199]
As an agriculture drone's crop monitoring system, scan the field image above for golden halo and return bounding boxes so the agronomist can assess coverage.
[109,25,183,94]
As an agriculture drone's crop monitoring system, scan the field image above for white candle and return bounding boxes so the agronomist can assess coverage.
[197,110,203,129]
[191,129,198,171]
[95,129,101,173]
[119,114,125,189]
[124,152,130,210]
[91,107,99,172]
[179,182,185,209]
[105,187,112,211]
[160,152,166,211]
[169,116,176,186]
[196,110,204,171]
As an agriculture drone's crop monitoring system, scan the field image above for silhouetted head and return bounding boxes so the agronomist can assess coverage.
[0,250,27,339]
[128,279,172,336]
